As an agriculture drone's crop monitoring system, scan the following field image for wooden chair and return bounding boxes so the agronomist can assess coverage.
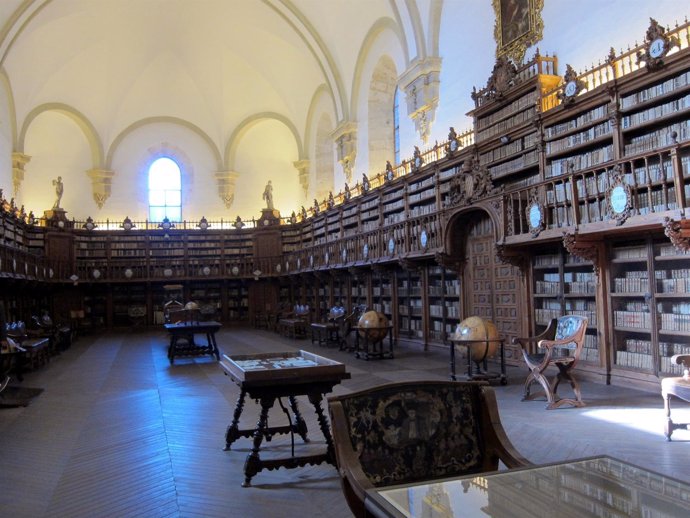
[661,354,690,441]
[327,380,530,518]
[513,315,588,410]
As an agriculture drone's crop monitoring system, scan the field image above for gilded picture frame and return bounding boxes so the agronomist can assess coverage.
[493,0,544,64]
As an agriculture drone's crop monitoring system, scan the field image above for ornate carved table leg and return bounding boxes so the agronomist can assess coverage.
[242,395,275,487]
[224,388,247,450]
[308,391,336,465]
[287,395,309,442]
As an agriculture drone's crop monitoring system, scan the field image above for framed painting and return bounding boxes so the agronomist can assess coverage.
[493,0,544,64]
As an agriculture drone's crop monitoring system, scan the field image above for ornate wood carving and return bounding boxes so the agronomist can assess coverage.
[557,64,587,106]
[434,252,465,273]
[397,257,422,272]
[663,216,690,253]
[472,55,517,104]
[444,156,497,208]
[563,232,600,279]
[636,17,680,71]
[605,164,633,226]
[525,187,545,238]
[495,244,529,271]
[445,127,459,156]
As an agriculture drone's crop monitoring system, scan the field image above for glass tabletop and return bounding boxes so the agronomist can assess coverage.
[368,456,690,518]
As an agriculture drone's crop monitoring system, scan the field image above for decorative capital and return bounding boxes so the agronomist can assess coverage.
[215,170,240,209]
[434,252,465,273]
[495,244,529,270]
[86,168,115,209]
[400,57,442,144]
[293,159,310,197]
[332,122,357,183]
[11,152,31,196]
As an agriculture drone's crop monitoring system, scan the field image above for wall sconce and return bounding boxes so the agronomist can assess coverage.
[500,135,512,145]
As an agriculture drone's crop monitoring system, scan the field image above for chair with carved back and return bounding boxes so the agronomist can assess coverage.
[513,315,588,410]
[661,354,690,440]
[327,380,531,518]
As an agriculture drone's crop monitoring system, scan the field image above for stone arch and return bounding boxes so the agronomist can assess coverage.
[349,17,407,120]
[107,117,221,171]
[18,103,104,168]
[0,68,17,146]
[224,112,304,170]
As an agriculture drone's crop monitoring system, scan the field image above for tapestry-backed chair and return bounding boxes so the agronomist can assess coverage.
[661,354,690,441]
[327,380,531,518]
[513,315,588,410]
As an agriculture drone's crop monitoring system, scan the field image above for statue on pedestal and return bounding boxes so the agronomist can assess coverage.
[262,180,274,210]
[52,176,63,209]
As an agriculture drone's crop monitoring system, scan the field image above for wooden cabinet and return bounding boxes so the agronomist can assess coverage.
[609,238,690,377]
[532,248,600,365]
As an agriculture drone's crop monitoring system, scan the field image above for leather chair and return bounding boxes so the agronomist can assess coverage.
[513,315,588,409]
[661,354,690,441]
[327,380,530,518]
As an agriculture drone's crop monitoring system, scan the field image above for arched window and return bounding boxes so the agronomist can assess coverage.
[393,87,400,165]
[148,157,181,222]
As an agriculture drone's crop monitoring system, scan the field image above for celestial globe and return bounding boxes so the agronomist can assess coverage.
[357,310,389,342]
[454,316,499,361]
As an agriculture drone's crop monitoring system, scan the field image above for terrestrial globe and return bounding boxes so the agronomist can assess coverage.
[357,311,389,342]
[454,316,499,361]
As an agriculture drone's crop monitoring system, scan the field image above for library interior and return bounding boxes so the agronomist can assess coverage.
[2,1,690,517]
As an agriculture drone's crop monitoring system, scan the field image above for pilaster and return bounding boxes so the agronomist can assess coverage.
[332,122,357,183]
[399,57,442,144]
[293,159,310,196]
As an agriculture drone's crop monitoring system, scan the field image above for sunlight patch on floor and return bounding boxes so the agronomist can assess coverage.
[582,407,669,435]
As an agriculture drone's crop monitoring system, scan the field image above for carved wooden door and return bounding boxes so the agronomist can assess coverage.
[464,215,522,363]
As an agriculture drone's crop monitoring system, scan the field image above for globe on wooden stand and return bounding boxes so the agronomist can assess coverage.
[453,316,499,362]
[357,311,389,342]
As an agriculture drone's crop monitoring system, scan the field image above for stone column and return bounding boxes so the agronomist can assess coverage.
[215,171,240,208]
[12,152,31,195]
[86,168,115,209]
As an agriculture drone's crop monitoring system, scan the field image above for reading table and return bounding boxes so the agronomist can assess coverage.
[220,350,350,486]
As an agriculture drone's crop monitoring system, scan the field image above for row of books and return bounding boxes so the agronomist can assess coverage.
[621,93,690,129]
[546,144,614,177]
[657,278,690,293]
[613,310,652,328]
[620,69,690,109]
[613,276,650,293]
[659,312,690,332]
[476,90,539,132]
[476,105,537,143]
[624,119,690,155]
[545,121,612,155]
[488,149,539,178]
[479,131,537,164]
[544,104,609,139]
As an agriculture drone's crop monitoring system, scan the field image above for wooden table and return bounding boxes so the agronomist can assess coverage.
[220,350,350,487]
[365,455,690,517]
[163,320,221,364]
[448,336,507,384]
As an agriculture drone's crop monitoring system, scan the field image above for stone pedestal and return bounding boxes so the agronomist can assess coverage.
[258,208,281,227]
[44,208,71,228]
